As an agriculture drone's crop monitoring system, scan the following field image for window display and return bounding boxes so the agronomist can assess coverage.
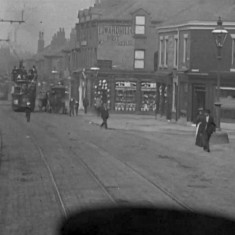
[115,81,137,111]
[140,82,156,112]
[93,79,111,109]
[219,87,235,120]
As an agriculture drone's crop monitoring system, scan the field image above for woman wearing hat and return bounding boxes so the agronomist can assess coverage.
[195,107,205,147]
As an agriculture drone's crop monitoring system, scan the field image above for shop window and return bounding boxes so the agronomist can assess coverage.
[231,35,235,67]
[93,79,111,109]
[219,87,235,120]
[141,82,156,112]
[135,16,145,35]
[115,81,137,112]
[134,50,145,69]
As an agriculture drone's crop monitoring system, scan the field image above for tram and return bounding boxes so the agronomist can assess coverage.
[11,64,37,111]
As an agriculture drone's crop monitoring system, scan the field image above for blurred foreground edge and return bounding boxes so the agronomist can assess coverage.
[58,205,235,235]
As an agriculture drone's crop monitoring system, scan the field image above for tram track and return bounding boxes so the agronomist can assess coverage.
[7,109,194,222]
[7,111,117,219]
[79,141,194,212]
[32,113,195,212]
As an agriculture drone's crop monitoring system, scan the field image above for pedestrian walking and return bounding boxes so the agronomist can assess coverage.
[83,97,89,114]
[69,98,75,116]
[95,97,102,116]
[195,109,216,152]
[25,102,31,122]
[75,100,79,116]
[203,109,216,152]
[100,103,109,129]
[195,108,205,147]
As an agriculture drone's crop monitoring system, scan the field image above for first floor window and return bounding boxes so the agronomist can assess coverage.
[232,36,235,66]
[135,16,146,35]
[174,37,178,68]
[183,34,188,63]
[134,50,145,69]
[159,38,164,67]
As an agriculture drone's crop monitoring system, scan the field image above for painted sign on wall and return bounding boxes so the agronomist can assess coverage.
[98,25,133,46]
[98,24,134,70]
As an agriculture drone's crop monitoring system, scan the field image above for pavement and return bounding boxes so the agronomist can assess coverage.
[79,111,235,138]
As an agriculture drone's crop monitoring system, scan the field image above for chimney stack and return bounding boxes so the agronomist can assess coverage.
[37,31,44,53]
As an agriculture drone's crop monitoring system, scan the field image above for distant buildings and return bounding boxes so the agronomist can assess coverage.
[30,0,235,122]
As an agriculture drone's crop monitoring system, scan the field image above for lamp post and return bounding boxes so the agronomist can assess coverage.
[211,17,228,130]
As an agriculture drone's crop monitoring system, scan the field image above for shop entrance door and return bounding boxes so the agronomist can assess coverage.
[192,84,206,122]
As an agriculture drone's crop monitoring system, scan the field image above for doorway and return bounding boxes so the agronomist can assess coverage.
[192,84,206,122]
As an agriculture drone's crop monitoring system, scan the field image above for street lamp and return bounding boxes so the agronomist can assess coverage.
[211,17,228,130]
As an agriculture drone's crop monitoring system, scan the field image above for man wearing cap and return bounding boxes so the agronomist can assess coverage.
[25,102,31,122]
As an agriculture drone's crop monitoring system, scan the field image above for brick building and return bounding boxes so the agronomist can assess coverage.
[157,21,235,122]
[71,2,162,113]
[72,0,211,113]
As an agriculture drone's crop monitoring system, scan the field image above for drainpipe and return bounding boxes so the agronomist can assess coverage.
[176,27,180,121]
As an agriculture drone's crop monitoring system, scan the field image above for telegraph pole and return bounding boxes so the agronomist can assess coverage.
[0,10,25,24]
[0,39,10,42]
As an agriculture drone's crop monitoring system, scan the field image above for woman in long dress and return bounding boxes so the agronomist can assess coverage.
[195,109,205,147]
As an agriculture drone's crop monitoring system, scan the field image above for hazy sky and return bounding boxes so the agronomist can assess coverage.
[0,0,93,53]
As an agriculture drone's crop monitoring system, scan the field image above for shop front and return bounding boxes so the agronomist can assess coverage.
[177,72,235,123]
[87,70,159,114]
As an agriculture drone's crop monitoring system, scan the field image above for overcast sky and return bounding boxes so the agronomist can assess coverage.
[0,0,93,53]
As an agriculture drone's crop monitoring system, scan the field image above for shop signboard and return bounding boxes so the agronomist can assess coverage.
[98,23,134,70]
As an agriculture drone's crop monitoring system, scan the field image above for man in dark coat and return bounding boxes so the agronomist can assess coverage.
[203,109,216,152]
[100,103,109,129]
[83,97,89,114]
[69,98,75,116]
[75,100,79,116]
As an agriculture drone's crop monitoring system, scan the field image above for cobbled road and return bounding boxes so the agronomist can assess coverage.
[1,102,235,235]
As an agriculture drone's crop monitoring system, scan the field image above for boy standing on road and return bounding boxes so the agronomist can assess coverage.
[25,102,31,122]
[100,103,109,129]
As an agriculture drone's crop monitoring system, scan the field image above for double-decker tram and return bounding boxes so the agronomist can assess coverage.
[11,62,37,111]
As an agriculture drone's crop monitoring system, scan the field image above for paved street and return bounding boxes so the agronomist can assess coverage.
[1,101,235,235]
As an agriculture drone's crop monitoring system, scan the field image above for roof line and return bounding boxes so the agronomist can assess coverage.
[157,20,235,30]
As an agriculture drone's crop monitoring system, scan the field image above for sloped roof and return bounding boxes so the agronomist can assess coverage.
[96,0,235,23]
[96,0,202,21]
[158,0,235,26]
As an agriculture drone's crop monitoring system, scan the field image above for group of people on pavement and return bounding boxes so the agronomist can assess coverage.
[69,97,89,116]
[195,108,216,152]
[69,98,79,116]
